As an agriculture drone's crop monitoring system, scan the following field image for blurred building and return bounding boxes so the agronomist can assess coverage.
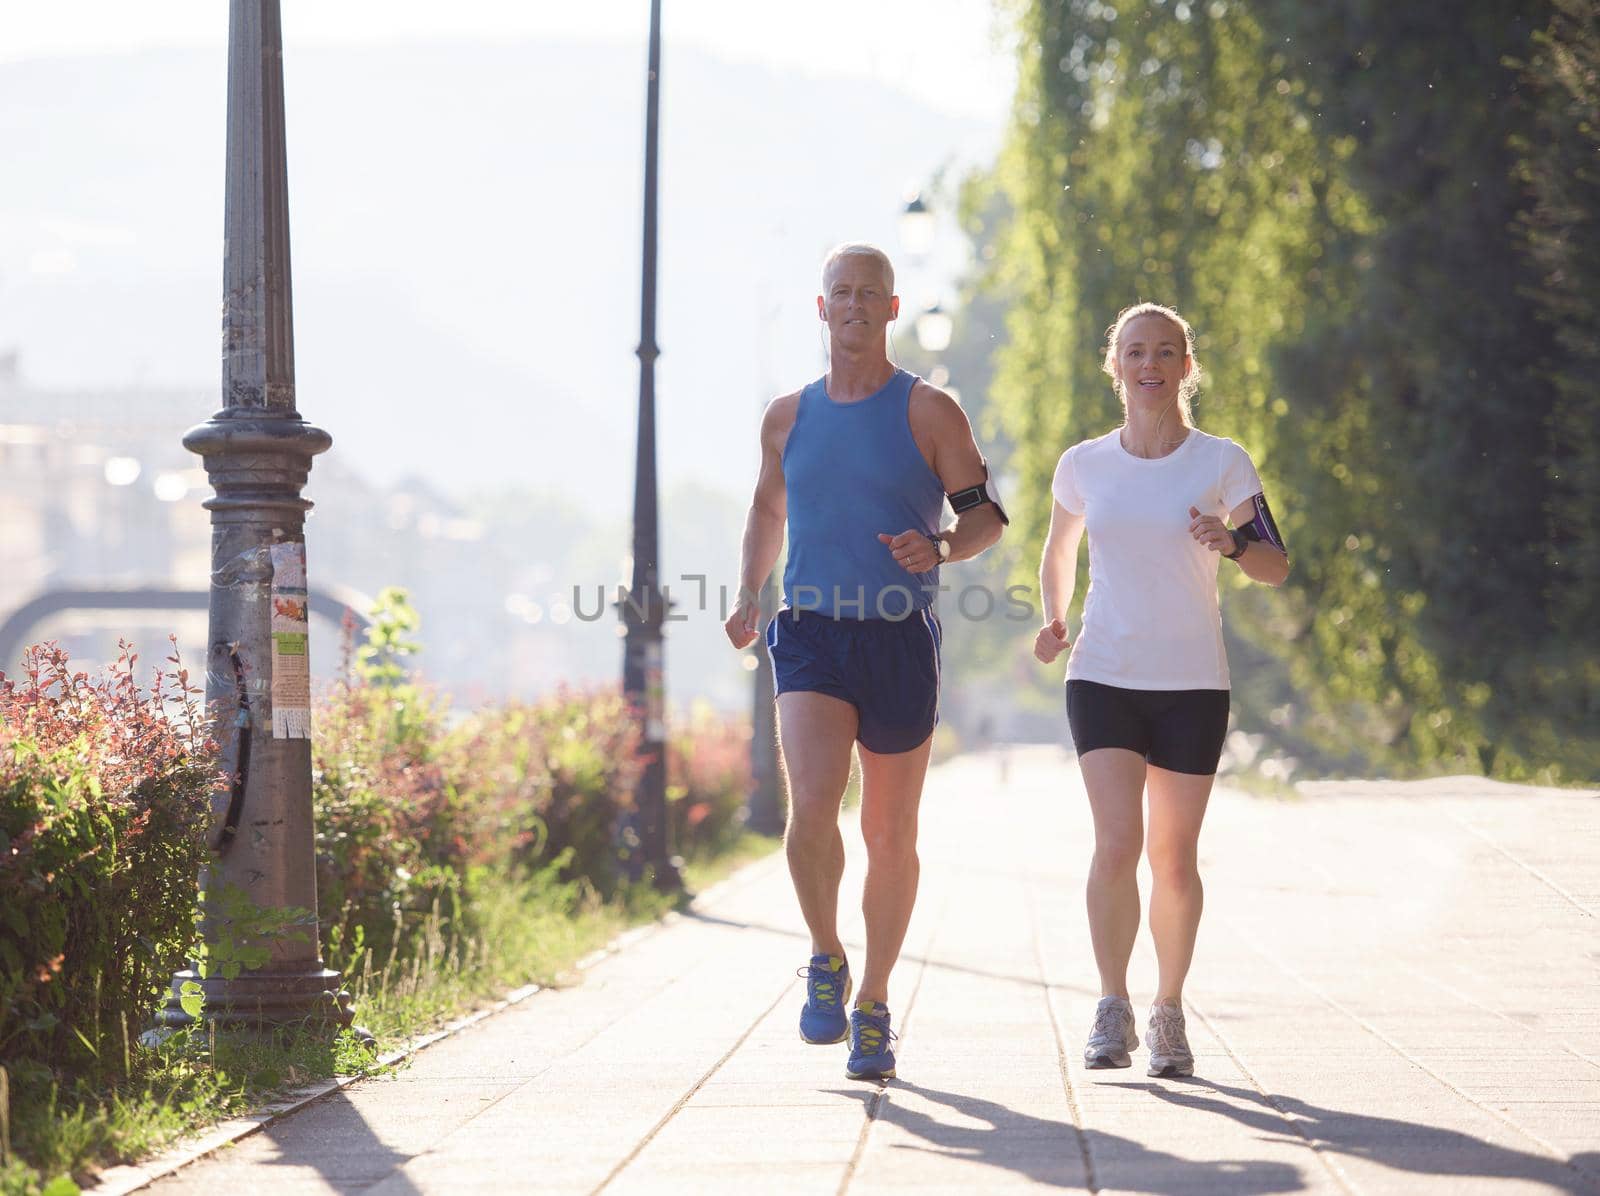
[0,359,719,707]
[0,360,213,660]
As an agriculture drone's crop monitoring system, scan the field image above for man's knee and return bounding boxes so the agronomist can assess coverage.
[860,809,918,861]
[787,789,842,841]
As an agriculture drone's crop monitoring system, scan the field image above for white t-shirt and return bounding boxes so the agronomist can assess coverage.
[1051,427,1263,691]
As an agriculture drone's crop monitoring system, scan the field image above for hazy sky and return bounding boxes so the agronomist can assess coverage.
[3,4,1023,707]
[5,1,1016,122]
[2,4,1018,511]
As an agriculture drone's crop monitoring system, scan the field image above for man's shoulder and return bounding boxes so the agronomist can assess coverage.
[763,387,804,423]
[759,387,805,449]
[907,377,968,429]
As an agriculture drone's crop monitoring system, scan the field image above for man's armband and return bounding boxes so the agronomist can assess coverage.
[948,463,1010,526]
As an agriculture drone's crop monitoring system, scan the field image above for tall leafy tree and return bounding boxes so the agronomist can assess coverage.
[986,0,1598,780]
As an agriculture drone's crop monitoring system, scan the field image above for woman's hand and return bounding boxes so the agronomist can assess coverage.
[1188,505,1236,555]
[1034,618,1071,664]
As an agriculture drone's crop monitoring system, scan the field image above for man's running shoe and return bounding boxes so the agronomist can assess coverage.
[798,955,852,1044]
[1146,1002,1195,1077]
[846,1000,897,1081]
[1084,995,1138,1069]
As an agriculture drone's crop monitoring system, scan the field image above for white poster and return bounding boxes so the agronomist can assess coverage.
[269,540,311,739]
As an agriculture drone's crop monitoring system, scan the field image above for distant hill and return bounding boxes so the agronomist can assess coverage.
[0,41,999,514]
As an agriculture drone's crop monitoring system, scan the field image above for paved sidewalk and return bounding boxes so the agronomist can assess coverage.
[146,749,1598,1194]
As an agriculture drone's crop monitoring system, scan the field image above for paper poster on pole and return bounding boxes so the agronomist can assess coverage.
[269,541,312,738]
[644,640,666,742]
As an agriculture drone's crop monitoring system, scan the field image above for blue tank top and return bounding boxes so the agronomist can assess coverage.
[782,369,946,620]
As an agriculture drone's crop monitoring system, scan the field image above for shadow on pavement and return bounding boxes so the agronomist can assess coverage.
[251,1088,423,1195]
[827,1081,1306,1194]
[1149,1078,1600,1195]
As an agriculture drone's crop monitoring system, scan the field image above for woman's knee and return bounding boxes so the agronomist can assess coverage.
[1091,830,1143,877]
[1145,840,1200,889]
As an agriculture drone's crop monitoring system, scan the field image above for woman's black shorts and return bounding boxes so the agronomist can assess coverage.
[1066,680,1230,776]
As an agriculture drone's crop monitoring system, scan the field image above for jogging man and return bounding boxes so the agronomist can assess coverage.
[724,243,1007,1080]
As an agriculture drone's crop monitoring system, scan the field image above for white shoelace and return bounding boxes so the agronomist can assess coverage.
[1090,1001,1130,1044]
[1147,1006,1188,1056]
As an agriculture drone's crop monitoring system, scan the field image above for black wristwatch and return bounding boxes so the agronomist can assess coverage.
[926,532,951,563]
[1223,529,1249,560]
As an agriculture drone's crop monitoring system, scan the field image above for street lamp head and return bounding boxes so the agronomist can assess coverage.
[915,303,955,354]
[899,193,936,258]
[104,456,142,486]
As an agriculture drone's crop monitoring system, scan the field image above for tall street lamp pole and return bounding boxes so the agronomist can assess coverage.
[621,0,681,892]
[159,0,358,1036]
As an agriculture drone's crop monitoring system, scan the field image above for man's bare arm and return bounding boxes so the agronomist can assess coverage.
[725,393,797,647]
[921,384,1005,563]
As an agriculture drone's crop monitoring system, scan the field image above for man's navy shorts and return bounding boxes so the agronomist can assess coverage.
[766,607,941,755]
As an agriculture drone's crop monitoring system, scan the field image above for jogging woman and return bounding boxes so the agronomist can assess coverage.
[1033,302,1290,1077]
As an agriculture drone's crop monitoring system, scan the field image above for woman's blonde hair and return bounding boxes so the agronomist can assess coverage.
[1100,302,1203,427]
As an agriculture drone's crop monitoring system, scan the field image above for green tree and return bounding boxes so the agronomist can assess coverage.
[986,0,1599,780]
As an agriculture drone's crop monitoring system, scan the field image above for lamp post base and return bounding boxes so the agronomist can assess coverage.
[154,966,374,1046]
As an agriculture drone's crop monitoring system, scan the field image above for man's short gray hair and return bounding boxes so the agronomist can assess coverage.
[821,242,895,293]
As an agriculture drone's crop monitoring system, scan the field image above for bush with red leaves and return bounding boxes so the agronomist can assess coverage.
[0,641,218,1079]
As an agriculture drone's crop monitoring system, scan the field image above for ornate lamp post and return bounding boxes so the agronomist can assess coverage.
[158,0,357,1036]
[620,0,682,892]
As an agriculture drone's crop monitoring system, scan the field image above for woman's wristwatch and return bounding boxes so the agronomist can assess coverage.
[1223,529,1249,560]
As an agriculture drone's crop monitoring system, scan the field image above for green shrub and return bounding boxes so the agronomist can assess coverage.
[668,702,753,864]
[454,691,644,893]
[0,610,765,1193]
[312,593,647,970]
[312,674,468,970]
[0,642,216,1082]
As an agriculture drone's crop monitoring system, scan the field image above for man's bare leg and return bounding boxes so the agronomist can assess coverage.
[777,691,859,958]
[855,733,934,1006]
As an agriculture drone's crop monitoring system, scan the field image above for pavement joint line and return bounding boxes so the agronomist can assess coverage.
[1026,874,1098,1194]
[1221,912,1600,1188]
[1440,807,1594,919]
[588,969,797,1194]
[82,847,787,1196]
[834,886,951,1196]
[1400,959,1600,1076]
[1185,997,1362,1196]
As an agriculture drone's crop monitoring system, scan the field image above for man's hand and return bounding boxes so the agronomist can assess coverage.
[1188,505,1235,555]
[1034,618,1071,664]
[724,592,761,649]
[878,530,941,574]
